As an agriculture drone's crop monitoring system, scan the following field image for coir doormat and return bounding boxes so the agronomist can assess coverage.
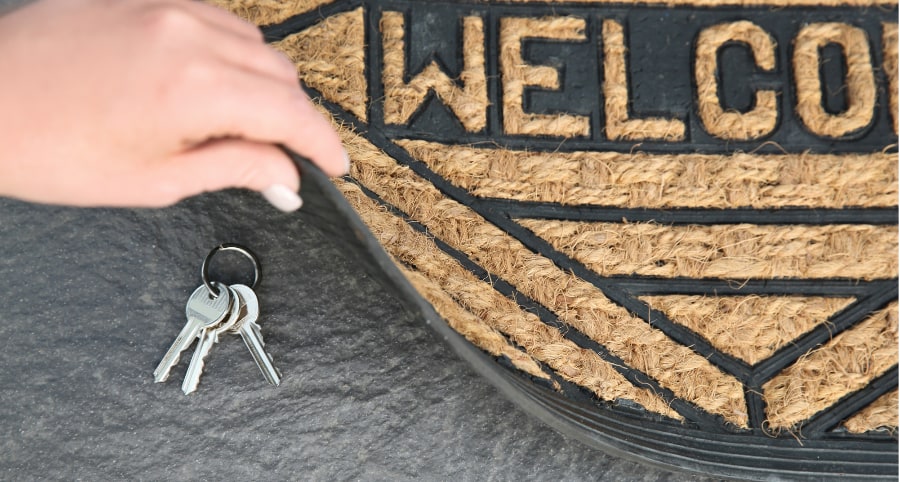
[213,0,898,478]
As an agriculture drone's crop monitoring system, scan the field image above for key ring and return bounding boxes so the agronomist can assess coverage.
[201,243,262,297]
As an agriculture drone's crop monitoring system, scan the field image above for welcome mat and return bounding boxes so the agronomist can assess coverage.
[213,0,898,478]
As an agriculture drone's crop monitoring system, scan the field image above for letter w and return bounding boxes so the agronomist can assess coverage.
[381,11,487,132]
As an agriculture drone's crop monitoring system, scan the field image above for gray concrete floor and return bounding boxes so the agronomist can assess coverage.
[0,189,718,480]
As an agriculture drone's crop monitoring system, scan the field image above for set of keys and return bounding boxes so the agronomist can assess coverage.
[153,244,281,394]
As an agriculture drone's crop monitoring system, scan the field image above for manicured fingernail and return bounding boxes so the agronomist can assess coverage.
[342,148,351,174]
[262,184,303,212]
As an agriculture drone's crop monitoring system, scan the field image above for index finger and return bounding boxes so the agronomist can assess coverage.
[181,69,349,177]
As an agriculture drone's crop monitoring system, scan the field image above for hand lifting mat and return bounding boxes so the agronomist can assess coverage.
[213,0,898,478]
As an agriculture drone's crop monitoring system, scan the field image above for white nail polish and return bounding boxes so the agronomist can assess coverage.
[342,149,351,174]
[262,184,303,212]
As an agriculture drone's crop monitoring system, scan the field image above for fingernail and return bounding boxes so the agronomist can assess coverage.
[342,148,351,174]
[262,184,303,212]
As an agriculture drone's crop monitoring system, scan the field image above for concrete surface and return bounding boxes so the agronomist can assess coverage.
[0,190,715,480]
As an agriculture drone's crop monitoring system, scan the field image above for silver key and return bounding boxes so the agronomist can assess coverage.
[153,282,232,383]
[230,284,281,386]
[181,285,244,394]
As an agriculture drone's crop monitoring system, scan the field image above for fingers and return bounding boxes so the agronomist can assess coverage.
[276,94,350,178]
[155,1,296,84]
[206,30,299,84]
[162,3,348,179]
[162,138,304,211]
[176,67,349,178]
[171,0,264,42]
[142,0,348,197]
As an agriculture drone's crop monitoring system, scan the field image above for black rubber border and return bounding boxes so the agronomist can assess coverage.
[290,152,898,480]
[269,2,900,478]
[312,89,899,439]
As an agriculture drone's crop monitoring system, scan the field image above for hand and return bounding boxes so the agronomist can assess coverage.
[0,0,348,211]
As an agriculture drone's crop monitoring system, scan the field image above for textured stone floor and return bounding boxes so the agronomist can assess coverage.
[0,190,714,480]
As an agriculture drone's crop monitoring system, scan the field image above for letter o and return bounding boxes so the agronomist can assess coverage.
[793,23,876,138]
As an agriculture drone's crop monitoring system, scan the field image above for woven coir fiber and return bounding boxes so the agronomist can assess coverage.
[213,0,898,476]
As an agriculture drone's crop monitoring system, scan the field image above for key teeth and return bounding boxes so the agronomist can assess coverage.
[154,350,186,383]
[182,359,204,395]
[154,351,183,383]
[157,283,284,392]
[154,324,200,383]
[182,333,216,395]
[183,352,205,394]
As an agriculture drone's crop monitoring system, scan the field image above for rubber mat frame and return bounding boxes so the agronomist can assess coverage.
[289,150,899,480]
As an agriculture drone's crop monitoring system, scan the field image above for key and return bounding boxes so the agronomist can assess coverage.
[230,284,281,386]
[153,282,232,383]
[181,285,244,394]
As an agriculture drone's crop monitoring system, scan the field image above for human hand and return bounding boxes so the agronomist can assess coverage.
[0,0,348,211]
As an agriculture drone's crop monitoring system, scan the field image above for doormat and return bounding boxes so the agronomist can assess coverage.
[213,0,898,478]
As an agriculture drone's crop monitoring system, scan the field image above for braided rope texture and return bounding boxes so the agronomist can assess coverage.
[212,0,898,437]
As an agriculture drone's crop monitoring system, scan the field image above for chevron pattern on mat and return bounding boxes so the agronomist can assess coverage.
[214,0,898,476]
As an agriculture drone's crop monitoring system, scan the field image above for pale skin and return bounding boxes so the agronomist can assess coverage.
[0,0,348,211]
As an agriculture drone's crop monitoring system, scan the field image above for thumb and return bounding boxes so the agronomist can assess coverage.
[167,138,303,211]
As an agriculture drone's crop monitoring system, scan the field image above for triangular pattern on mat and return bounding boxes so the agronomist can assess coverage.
[763,302,898,429]
[842,389,899,433]
[640,295,855,365]
[212,1,900,467]
[274,8,367,120]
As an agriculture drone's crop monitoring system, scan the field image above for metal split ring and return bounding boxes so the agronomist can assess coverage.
[201,243,262,298]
